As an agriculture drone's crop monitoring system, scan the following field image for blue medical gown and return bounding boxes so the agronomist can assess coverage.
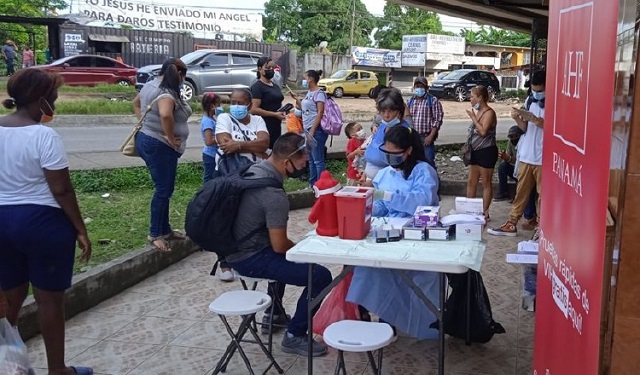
[346,161,441,340]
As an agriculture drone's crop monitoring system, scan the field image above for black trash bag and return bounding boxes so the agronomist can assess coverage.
[430,270,506,343]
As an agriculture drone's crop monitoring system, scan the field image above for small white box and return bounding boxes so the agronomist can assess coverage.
[506,254,538,264]
[456,223,483,241]
[455,197,484,215]
[403,225,426,240]
[426,226,453,241]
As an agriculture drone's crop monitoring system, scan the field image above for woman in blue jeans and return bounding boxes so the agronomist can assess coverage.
[133,58,192,252]
[292,69,327,186]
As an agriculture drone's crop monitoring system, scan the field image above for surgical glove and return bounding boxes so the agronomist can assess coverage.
[373,189,392,201]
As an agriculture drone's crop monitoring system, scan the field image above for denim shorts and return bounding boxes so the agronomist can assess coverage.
[0,204,76,291]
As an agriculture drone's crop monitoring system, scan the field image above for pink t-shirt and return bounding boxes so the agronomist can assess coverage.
[22,50,34,64]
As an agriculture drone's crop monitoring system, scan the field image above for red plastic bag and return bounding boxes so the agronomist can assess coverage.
[312,270,360,336]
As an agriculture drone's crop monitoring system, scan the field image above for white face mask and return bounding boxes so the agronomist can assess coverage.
[355,129,366,139]
[473,102,480,110]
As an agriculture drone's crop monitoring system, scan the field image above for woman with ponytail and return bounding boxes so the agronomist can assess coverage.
[349,125,440,340]
[133,57,192,252]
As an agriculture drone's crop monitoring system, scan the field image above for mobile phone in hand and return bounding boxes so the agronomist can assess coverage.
[277,103,294,113]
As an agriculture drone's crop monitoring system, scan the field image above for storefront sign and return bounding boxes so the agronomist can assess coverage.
[61,29,87,57]
[351,47,401,68]
[402,35,428,53]
[401,52,425,66]
[76,0,263,40]
[426,34,465,55]
[534,0,618,374]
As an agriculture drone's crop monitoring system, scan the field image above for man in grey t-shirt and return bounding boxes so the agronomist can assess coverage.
[226,133,332,357]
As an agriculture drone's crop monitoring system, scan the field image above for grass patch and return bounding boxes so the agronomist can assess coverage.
[0,98,203,116]
[72,160,348,273]
[0,82,136,94]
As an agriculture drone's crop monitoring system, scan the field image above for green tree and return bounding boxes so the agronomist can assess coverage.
[263,0,376,54]
[460,25,531,47]
[0,0,68,64]
[374,4,448,50]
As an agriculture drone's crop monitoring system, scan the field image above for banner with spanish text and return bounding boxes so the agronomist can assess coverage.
[534,0,618,374]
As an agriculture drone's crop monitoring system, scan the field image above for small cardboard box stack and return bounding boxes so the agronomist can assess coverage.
[402,205,453,241]
[453,198,484,241]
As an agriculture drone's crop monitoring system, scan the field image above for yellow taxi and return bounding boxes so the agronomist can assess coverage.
[318,69,379,98]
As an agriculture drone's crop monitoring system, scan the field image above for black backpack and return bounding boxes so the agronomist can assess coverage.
[185,165,282,258]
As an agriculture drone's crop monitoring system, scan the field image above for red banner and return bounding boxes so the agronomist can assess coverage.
[534,0,618,374]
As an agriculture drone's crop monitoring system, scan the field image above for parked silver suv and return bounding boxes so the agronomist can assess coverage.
[136,49,281,101]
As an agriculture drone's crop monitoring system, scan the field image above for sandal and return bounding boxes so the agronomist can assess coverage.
[147,235,171,252]
[165,230,187,241]
[484,211,491,223]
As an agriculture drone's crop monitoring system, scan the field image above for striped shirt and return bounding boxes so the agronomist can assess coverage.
[409,94,444,135]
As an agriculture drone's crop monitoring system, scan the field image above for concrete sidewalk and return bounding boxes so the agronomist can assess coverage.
[26,197,535,375]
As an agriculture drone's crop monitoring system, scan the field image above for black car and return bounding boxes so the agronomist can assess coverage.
[429,69,500,102]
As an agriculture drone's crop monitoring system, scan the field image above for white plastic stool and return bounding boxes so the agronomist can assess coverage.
[238,275,291,353]
[323,320,394,375]
[209,290,284,375]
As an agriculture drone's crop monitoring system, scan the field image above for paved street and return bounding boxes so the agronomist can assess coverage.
[50,115,513,170]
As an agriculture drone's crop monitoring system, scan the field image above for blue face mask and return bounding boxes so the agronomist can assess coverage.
[414,88,426,97]
[294,109,302,117]
[229,104,249,120]
[381,118,400,127]
[532,91,545,100]
[302,79,309,88]
[215,106,225,116]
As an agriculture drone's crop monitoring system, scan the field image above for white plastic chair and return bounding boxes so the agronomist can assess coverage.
[323,320,394,375]
[209,290,284,375]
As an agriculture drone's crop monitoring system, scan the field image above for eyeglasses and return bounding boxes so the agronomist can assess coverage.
[287,132,317,158]
[378,144,405,155]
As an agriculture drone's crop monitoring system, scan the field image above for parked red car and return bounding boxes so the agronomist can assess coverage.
[35,54,137,86]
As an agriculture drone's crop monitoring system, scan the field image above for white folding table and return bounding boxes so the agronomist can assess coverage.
[286,235,486,375]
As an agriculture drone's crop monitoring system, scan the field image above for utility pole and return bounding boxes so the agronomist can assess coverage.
[348,0,355,55]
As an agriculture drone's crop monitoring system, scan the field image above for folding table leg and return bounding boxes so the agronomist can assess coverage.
[465,270,471,346]
[377,348,384,375]
[307,265,355,375]
[366,350,379,374]
[438,272,446,375]
[307,263,314,375]
[214,315,255,375]
[243,314,284,374]
[334,350,347,375]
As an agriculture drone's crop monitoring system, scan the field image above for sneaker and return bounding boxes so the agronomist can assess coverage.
[531,227,540,242]
[493,194,510,202]
[261,313,291,334]
[487,221,518,237]
[281,333,328,356]
[218,269,235,282]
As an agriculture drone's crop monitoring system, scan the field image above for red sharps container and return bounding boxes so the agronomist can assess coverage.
[334,186,374,240]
